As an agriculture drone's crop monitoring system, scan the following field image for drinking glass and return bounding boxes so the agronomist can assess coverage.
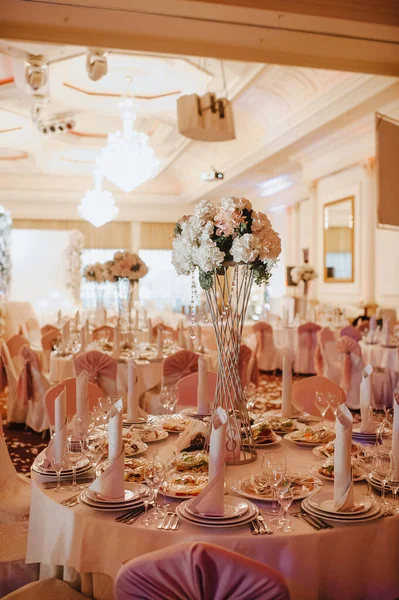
[315,392,329,425]
[83,436,106,482]
[51,455,66,493]
[373,448,392,513]
[274,468,292,527]
[168,388,178,415]
[328,393,341,417]
[388,452,399,514]
[368,406,386,442]
[268,460,288,522]
[139,485,153,526]
[160,387,171,414]
[144,458,165,518]
[277,488,294,532]
[67,438,84,491]
[356,445,376,498]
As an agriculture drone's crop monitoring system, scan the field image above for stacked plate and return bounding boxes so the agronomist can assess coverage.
[32,455,91,479]
[176,496,258,528]
[369,475,390,493]
[180,407,211,420]
[302,491,382,523]
[352,426,377,444]
[78,482,151,512]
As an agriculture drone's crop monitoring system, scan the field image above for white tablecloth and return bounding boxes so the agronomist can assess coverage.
[360,341,399,372]
[27,435,399,600]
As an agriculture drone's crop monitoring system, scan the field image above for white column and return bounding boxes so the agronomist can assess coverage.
[307,180,318,300]
[130,221,141,253]
[360,158,376,304]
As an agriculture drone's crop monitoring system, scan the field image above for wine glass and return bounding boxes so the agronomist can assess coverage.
[274,468,292,528]
[373,448,392,514]
[138,485,153,526]
[67,438,84,491]
[168,387,178,415]
[328,393,341,417]
[388,452,399,514]
[368,406,386,441]
[160,458,176,513]
[51,454,66,493]
[356,445,376,499]
[144,458,165,519]
[277,488,294,532]
[83,436,106,482]
[160,387,171,415]
[315,392,329,426]
[268,459,288,522]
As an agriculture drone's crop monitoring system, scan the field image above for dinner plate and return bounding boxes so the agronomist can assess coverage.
[86,487,142,504]
[33,455,90,473]
[312,443,361,459]
[309,464,365,482]
[302,498,381,522]
[176,500,258,528]
[285,432,334,447]
[79,489,149,510]
[123,415,148,426]
[180,408,211,419]
[308,491,372,515]
[124,442,148,457]
[230,475,322,503]
[243,434,282,448]
[185,496,249,519]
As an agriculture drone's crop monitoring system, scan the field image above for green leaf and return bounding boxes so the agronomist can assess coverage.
[173,222,182,236]
[198,269,213,290]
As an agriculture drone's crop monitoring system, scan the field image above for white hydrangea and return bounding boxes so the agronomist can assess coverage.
[191,239,224,272]
[231,233,260,263]
[220,196,252,213]
[291,265,317,283]
[193,200,216,224]
[171,234,193,276]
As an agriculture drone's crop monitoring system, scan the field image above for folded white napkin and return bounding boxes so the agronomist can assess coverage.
[189,407,227,516]
[187,335,194,352]
[175,419,207,452]
[134,309,139,330]
[281,351,292,417]
[59,322,70,353]
[80,326,86,352]
[74,310,80,330]
[57,310,62,324]
[382,318,390,345]
[114,321,121,358]
[197,356,209,415]
[45,389,67,463]
[157,327,164,359]
[178,322,186,349]
[360,364,376,433]
[147,318,152,344]
[196,323,202,351]
[103,308,107,326]
[89,398,125,501]
[127,359,139,421]
[76,369,89,431]
[143,308,148,326]
[85,319,90,341]
[392,387,399,480]
[334,404,354,511]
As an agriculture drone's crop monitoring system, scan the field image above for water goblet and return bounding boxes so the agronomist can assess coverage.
[368,406,386,442]
[277,488,294,532]
[144,459,165,519]
[168,388,178,415]
[67,438,84,491]
[373,448,392,514]
[83,436,106,482]
[160,387,171,415]
[138,485,153,526]
[328,393,341,417]
[356,445,376,499]
[274,468,292,527]
[315,392,329,426]
[51,455,66,493]
[388,453,399,514]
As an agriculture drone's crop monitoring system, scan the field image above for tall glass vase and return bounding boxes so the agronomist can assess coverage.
[204,262,256,465]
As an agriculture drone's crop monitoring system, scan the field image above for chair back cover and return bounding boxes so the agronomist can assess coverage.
[238,345,259,388]
[340,325,362,342]
[252,322,282,371]
[6,335,30,376]
[16,345,50,432]
[44,377,102,424]
[0,418,31,523]
[316,328,341,384]
[292,375,346,419]
[115,542,290,600]
[41,324,60,336]
[295,322,321,374]
[152,323,177,341]
[1,339,23,423]
[177,371,217,407]
[163,350,199,387]
[74,350,117,395]
[92,326,115,342]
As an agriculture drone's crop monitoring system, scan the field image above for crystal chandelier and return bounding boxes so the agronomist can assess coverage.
[96,77,160,193]
[78,170,119,228]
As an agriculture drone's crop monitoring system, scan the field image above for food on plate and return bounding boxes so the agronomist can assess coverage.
[249,423,278,444]
[182,432,206,452]
[98,457,149,483]
[173,451,208,473]
[162,418,190,432]
[318,459,363,480]
[131,427,166,443]
[240,473,321,498]
[290,426,335,444]
[266,416,297,433]
[165,473,208,496]
[316,440,359,458]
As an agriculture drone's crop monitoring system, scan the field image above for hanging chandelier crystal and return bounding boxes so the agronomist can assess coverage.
[78,169,119,228]
[96,77,160,193]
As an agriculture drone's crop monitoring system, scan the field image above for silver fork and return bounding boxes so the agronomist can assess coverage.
[158,512,180,530]
[250,517,267,535]
[257,514,273,534]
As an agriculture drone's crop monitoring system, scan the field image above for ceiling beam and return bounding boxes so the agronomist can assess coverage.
[1,0,399,76]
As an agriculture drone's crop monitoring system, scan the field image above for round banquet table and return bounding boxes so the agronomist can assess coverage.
[27,433,399,600]
[359,341,399,372]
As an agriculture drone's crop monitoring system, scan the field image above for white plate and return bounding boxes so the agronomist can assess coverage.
[244,434,282,448]
[186,496,249,520]
[230,476,323,503]
[302,498,381,522]
[308,491,372,515]
[177,501,258,528]
[133,429,169,443]
[309,464,365,482]
[123,417,147,426]
[180,407,211,419]
[285,432,333,447]
[33,455,90,473]
[353,426,377,437]
[124,442,148,457]
[79,490,149,511]
[86,487,141,504]
[32,463,92,477]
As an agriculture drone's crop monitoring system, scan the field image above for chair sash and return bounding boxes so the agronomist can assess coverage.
[92,326,115,342]
[0,353,7,393]
[340,325,362,342]
[17,346,41,406]
[163,350,199,387]
[252,322,273,352]
[337,336,362,393]
[74,351,117,390]
[316,328,340,381]
[298,322,321,350]
[41,324,60,336]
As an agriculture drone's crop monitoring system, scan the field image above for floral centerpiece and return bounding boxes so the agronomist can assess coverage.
[290,265,317,286]
[104,251,148,326]
[172,197,281,290]
[83,262,106,283]
[172,197,281,465]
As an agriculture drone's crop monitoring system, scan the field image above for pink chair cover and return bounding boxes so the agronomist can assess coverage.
[356,320,369,333]
[316,328,341,384]
[41,330,60,352]
[336,336,362,393]
[115,542,290,600]
[292,375,346,419]
[44,377,102,424]
[6,335,30,358]
[177,371,217,407]
[16,346,41,406]
[340,325,362,342]
[40,324,60,336]
[252,322,273,352]
[163,350,199,387]
[238,345,259,388]
[74,351,117,394]
[92,326,115,342]
[295,323,321,375]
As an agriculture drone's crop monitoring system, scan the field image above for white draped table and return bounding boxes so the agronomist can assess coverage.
[27,434,399,600]
[359,341,399,372]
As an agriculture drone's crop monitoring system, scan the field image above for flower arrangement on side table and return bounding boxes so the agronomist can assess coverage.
[104,251,148,326]
[290,264,317,321]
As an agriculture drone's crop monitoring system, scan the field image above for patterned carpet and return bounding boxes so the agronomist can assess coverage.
[1,373,298,474]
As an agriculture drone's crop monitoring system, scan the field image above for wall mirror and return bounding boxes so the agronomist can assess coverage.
[323,196,354,282]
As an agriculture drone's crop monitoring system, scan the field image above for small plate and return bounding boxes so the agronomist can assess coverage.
[186,496,249,520]
[180,407,211,419]
[231,475,322,503]
[124,442,148,457]
[308,491,371,515]
[285,430,335,447]
[309,464,365,482]
[86,488,138,504]
[302,498,381,522]
[243,434,282,448]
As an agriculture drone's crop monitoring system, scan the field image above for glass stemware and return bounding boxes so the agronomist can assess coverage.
[144,457,165,519]
[83,435,106,482]
[67,438,84,491]
[261,452,286,517]
[160,387,172,415]
[51,455,66,493]
[277,488,294,532]
[356,445,376,499]
[328,393,341,417]
[373,448,392,514]
[368,406,386,442]
[388,452,399,514]
[139,485,153,526]
[315,392,329,426]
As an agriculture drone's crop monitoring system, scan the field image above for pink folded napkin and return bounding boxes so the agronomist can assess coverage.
[76,369,89,430]
[89,398,125,501]
[189,407,227,516]
[334,404,354,511]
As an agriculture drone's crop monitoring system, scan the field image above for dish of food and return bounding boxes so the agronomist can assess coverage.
[310,460,364,481]
[243,423,282,447]
[173,451,209,473]
[130,427,168,443]
[231,473,323,502]
[97,457,150,483]
[163,473,208,498]
[162,418,190,433]
[313,441,360,459]
[285,427,335,446]
[264,416,298,434]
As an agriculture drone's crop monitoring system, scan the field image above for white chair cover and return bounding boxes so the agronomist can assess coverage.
[1,340,24,424]
[318,328,341,385]
[294,323,321,374]
[0,522,39,597]
[0,420,31,523]
[253,323,283,371]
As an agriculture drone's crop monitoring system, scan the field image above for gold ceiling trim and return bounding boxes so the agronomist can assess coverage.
[63,82,181,100]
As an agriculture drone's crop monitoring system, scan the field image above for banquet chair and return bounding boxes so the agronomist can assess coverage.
[17,345,50,433]
[115,542,290,600]
[340,325,362,342]
[0,418,31,524]
[292,376,346,419]
[294,322,321,375]
[1,340,25,424]
[24,318,41,346]
[315,328,341,385]
[177,371,217,407]
[1,577,87,600]
[44,377,102,424]
[40,324,60,336]
[74,350,118,396]
[41,329,60,373]
[163,350,199,387]
[336,336,363,410]
[0,522,39,597]
[253,322,284,372]
[238,344,259,388]
[92,325,115,343]
[6,335,30,376]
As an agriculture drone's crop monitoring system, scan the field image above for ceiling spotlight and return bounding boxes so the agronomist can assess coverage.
[25,55,48,92]
[37,118,75,135]
[86,51,108,81]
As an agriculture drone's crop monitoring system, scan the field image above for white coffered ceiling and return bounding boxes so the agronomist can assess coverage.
[0,39,398,221]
